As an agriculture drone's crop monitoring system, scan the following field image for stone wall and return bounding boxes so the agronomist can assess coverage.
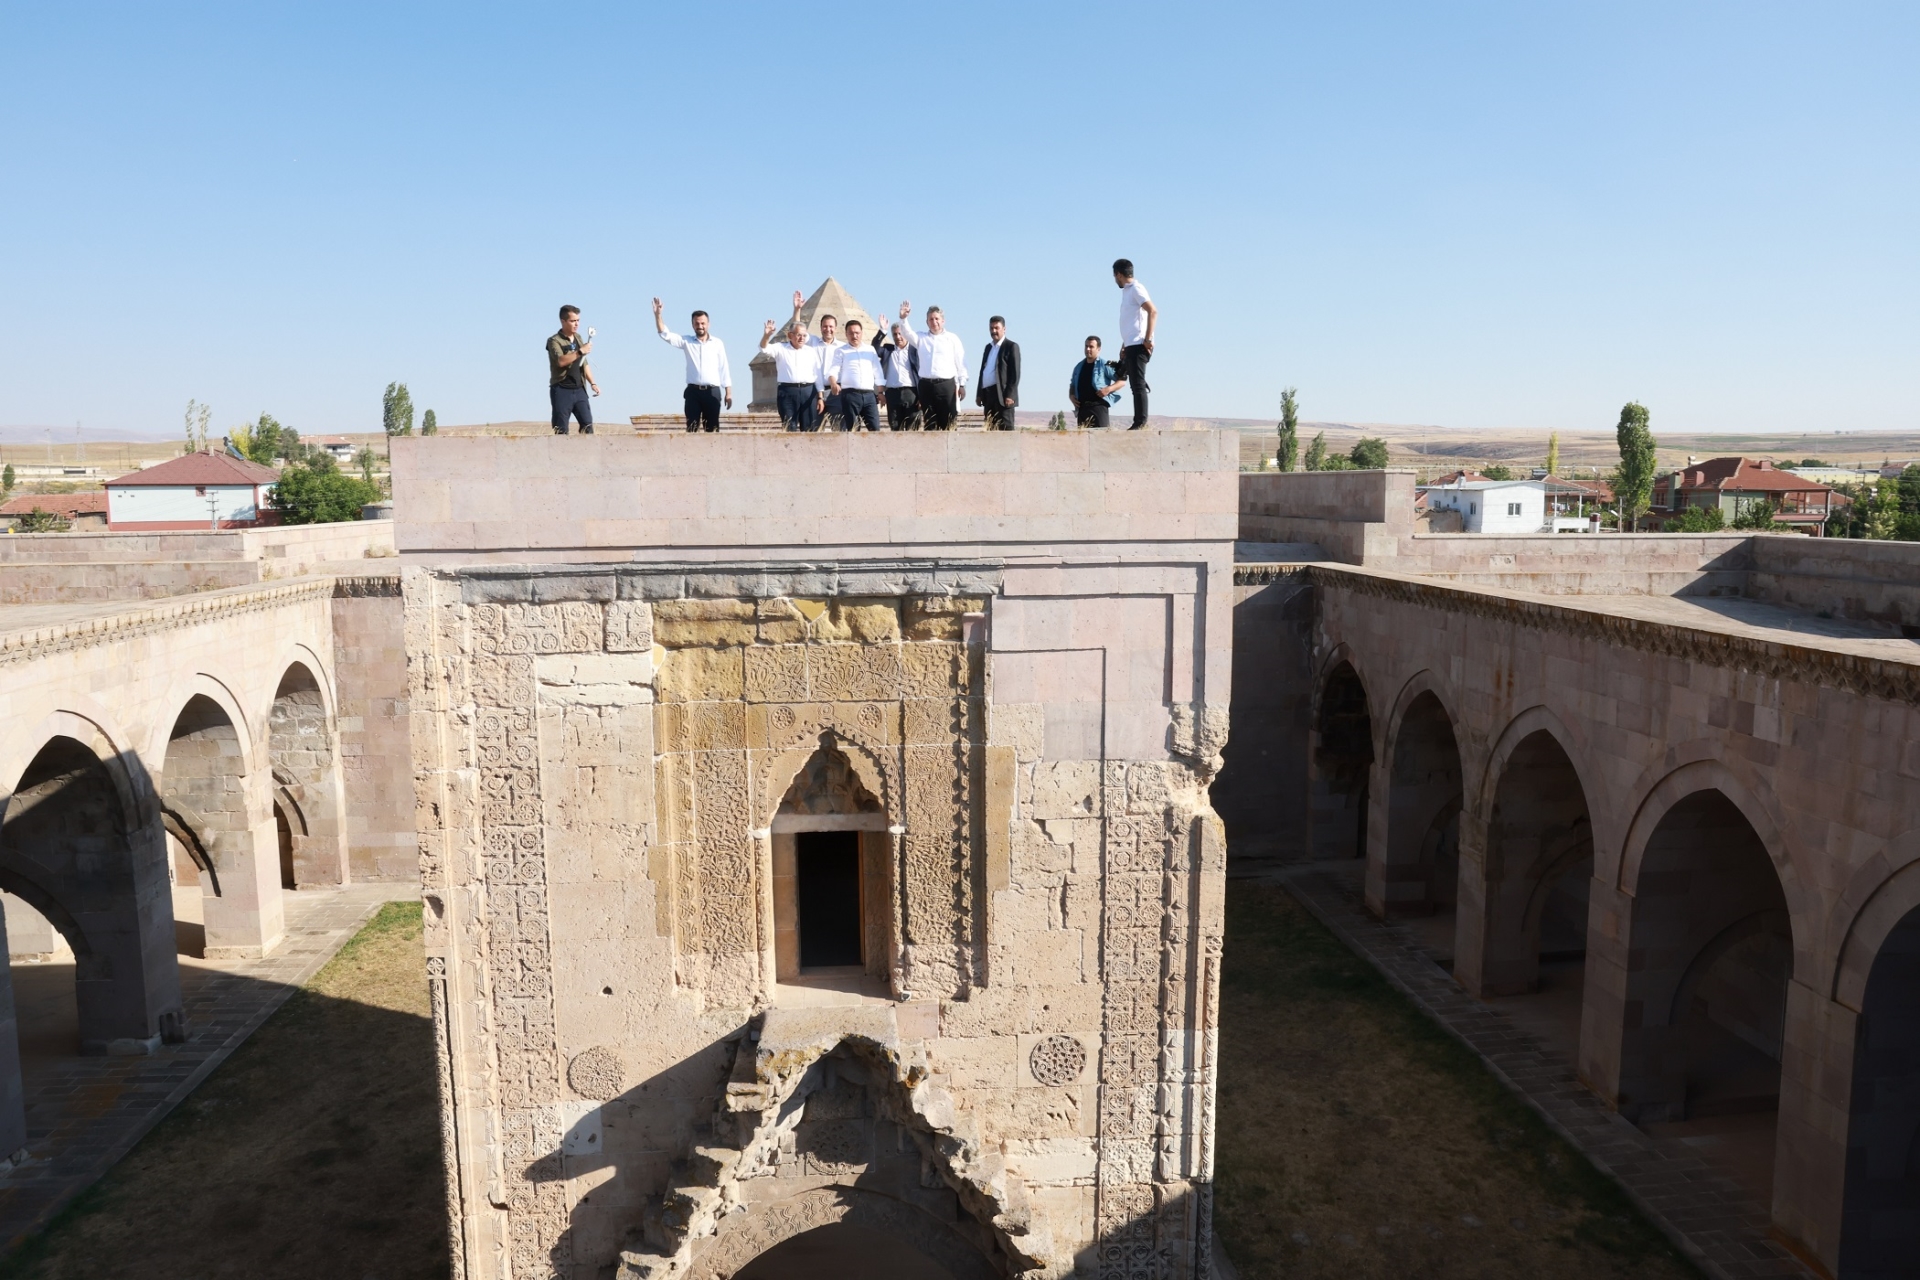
[397,432,1237,1280]
[0,520,396,603]
[330,580,415,881]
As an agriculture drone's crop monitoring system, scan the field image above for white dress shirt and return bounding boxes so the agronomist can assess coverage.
[981,340,1003,388]
[808,337,846,390]
[1118,281,1153,347]
[660,330,731,387]
[829,346,883,392]
[764,342,826,389]
[901,323,968,384]
[882,341,915,388]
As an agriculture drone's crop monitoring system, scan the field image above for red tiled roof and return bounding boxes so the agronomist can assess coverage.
[1,490,108,517]
[1669,457,1837,495]
[108,451,280,487]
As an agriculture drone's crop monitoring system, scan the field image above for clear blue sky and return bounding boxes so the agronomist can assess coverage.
[1,2,1913,439]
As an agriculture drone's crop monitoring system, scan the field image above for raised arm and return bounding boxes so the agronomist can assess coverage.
[758,319,777,351]
[896,301,921,347]
[654,297,685,347]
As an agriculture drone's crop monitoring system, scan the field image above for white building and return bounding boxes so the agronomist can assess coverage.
[1420,479,1549,533]
[107,450,281,530]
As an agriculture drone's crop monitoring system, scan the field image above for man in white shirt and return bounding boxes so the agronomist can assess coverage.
[790,291,848,428]
[895,300,968,430]
[653,298,733,432]
[758,319,827,432]
[875,322,920,430]
[827,319,885,432]
[1112,258,1158,430]
[974,315,1021,431]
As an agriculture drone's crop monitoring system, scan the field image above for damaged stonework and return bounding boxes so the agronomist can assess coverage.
[618,1006,1063,1279]
[397,431,1239,1280]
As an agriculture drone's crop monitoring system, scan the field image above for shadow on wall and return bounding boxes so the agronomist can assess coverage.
[519,1029,1209,1278]
[1212,571,1315,865]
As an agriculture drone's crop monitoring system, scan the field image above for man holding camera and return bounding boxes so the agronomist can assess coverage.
[546,304,598,435]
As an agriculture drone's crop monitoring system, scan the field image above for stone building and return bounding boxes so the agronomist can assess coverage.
[395,432,1236,1278]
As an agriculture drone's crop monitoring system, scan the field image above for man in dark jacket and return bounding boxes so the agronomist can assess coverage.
[975,316,1021,431]
[874,322,921,430]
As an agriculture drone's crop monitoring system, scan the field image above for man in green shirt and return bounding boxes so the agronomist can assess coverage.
[547,305,599,435]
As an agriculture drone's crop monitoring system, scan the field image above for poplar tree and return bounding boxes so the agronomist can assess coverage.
[1277,388,1300,471]
[1304,431,1327,472]
[383,383,415,437]
[1545,431,1560,476]
[1613,401,1657,532]
[422,409,438,436]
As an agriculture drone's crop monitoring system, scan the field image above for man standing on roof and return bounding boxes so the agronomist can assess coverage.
[547,304,599,435]
[653,298,732,432]
[759,319,827,431]
[1112,258,1157,429]
[975,315,1021,431]
[1066,335,1124,429]
[790,290,847,429]
[827,319,884,432]
[896,300,968,430]
[875,321,920,430]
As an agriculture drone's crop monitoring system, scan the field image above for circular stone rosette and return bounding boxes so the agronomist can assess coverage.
[567,1045,626,1101]
[1028,1034,1088,1086]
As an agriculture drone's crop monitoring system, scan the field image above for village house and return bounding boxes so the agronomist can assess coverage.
[1649,456,1843,534]
[104,451,281,530]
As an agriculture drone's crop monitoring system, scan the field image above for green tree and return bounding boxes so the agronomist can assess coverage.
[1304,431,1327,472]
[382,382,414,438]
[17,506,68,533]
[229,413,286,465]
[1482,464,1514,481]
[421,409,438,436]
[355,447,380,486]
[1545,432,1560,476]
[1349,437,1389,469]
[1669,504,1726,532]
[269,464,382,524]
[1,463,13,494]
[1277,388,1300,471]
[1798,458,1828,467]
[1612,401,1658,532]
[1732,498,1788,532]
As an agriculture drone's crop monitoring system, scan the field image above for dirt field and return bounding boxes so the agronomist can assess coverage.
[8,902,448,1280]
[1212,883,1698,1280]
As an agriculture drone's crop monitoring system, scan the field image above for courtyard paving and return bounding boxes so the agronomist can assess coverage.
[1254,860,1819,1280]
[0,881,416,1251]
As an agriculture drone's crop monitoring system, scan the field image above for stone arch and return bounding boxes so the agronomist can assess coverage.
[1829,829,1920,1010]
[1455,718,1595,997]
[0,705,151,830]
[266,659,347,887]
[1836,897,1920,1278]
[1309,652,1374,861]
[160,693,282,958]
[1607,784,1794,1132]
[150,673,257,776]
[755,721,898,834]
[702,1186,1004,1280]
[1372,674,1463,919]
[1,734,184,1054]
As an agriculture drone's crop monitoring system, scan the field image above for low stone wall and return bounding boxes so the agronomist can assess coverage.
[1239,470,1416,564]
[0,560,262,605]
[1747,536,1920,628]
[0,522,396,603]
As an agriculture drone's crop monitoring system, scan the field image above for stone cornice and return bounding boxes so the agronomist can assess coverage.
[0,576,364,667]
[1305,564,1920,703]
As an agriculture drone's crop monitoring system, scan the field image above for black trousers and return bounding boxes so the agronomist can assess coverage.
[1118,344,1151,428]
[822,391,845,430]
[550,384,592,434]
[777,382,820,432]
[840,388,881,431]
[920,377,958,430]
[683,384,722,432]
[1075,401,1111,429]
[982,385,1017,431]
[884,385,921,430]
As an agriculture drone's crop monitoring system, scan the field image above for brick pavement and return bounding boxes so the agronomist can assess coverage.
[1256,862,1819,1280]
[0,882,416,1252]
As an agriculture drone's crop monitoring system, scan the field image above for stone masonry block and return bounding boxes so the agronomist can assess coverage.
[654,646,745,703]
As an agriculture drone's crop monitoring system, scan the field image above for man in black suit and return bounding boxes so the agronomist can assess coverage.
[874,321,921,430]
[975,316,1021,431]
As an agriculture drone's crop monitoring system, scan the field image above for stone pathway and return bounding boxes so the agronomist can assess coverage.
[0,882,416,1251]
[1253,862,1817,1280]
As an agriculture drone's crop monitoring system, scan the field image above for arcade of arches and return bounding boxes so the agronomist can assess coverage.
[1212,560,1920,1279]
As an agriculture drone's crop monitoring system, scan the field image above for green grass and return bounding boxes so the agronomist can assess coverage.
[9,901,449,1280]
[1213,883,1701,1280]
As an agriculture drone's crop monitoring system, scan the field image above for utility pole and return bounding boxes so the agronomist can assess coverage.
[207,491,221,531]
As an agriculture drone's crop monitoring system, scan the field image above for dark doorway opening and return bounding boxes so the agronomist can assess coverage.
[274,802,296,890]
[797,831,863,969]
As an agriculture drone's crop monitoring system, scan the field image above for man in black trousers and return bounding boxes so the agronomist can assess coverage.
[975,316,1021,431]
[875,321,921,429]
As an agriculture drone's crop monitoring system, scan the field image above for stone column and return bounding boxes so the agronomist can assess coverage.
[1769,976,1851,1275]
[0,905,28,1166]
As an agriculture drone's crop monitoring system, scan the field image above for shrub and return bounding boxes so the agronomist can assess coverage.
[269,465,381,524]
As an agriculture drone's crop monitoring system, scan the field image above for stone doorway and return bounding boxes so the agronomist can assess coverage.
[796,830,864,969]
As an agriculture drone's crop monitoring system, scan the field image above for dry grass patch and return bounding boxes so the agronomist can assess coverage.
[1214,883,1699,1280]
[11,901,448,1280]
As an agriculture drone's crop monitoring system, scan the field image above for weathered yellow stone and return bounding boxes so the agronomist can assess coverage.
[653,599,757,648]
[756,598,809,644]
[903,596,989,642]
[655,645,745,702]
[810,598,901,643]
